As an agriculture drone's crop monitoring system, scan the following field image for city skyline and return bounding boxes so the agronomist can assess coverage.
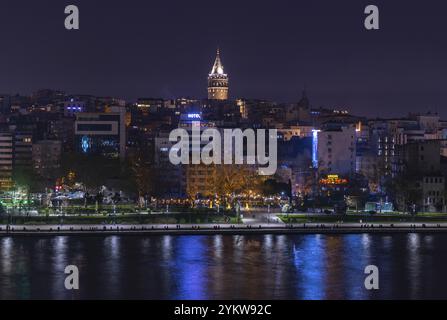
[0,1,446,118]
[2,1,447,303]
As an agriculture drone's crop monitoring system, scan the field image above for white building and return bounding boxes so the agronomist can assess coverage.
[0,132,13,190]
[315,125,356,176]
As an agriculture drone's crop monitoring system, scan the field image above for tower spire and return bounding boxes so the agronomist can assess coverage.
[210,48,225,75]
[207,48,229,100]
[298,87,309,109]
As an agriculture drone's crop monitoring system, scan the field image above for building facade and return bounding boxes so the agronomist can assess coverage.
[315,125,356,176]
[13,131,33,169]
[32,140,62,179]
[74,108,126,160]
[0,132,13,190]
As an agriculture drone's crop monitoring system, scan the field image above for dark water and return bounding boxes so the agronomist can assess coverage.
[0,233,446,300]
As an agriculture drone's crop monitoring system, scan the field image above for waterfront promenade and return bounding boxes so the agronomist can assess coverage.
[1,222,447,236]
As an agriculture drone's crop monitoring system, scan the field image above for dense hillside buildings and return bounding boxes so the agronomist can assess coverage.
[0,95,11,114]
[0,51,445,214]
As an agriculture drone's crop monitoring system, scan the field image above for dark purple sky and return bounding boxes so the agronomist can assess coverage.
[0,0,446,118]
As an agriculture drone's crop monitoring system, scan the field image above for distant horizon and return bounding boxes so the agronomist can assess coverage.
[1,87,445,120]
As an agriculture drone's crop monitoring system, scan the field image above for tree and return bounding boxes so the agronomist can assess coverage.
[260,179,289,196]
[209,164,265,207]
[388,173,422,214]
[13,166,41,192]
[59,152,121,192]
[346,174,369,209]
[128,151,156,203]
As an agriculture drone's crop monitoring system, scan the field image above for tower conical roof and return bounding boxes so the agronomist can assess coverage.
[298,90,309,109]
[210,49,226,75]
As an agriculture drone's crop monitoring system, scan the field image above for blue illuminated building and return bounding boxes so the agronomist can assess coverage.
[312,129,320,168]
[74,108,126,160]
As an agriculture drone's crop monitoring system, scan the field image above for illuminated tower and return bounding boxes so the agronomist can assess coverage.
[207,49,229,100]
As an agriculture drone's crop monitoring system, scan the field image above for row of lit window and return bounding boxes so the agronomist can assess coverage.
[425,197,444,205]
[424,177,443,184]
[378,150,395,156]
[209,82,228,87]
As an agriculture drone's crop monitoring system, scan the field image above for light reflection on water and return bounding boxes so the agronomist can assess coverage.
[0,233,446,300]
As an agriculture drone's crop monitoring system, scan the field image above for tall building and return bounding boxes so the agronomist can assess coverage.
[207,49,229,100]
[394,140,444,212]
[32,140,62,180]
[395,140,441,175]
[314,124,356,176]
[154,129,186,197]
[178,113,216,197]
[0,132,13,190]
[13,131,33,169]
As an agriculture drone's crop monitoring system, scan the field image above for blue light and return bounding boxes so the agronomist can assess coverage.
[312,130,319,168]
[172,236,207,299]
[187,113,201,120]
[342,234,372,299]
[293,235,326,299]
[81,136,90,153]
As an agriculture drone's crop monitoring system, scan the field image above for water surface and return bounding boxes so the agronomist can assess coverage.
[0,234,445,299]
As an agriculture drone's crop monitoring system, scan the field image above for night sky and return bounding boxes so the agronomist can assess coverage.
[0,0,446,118]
